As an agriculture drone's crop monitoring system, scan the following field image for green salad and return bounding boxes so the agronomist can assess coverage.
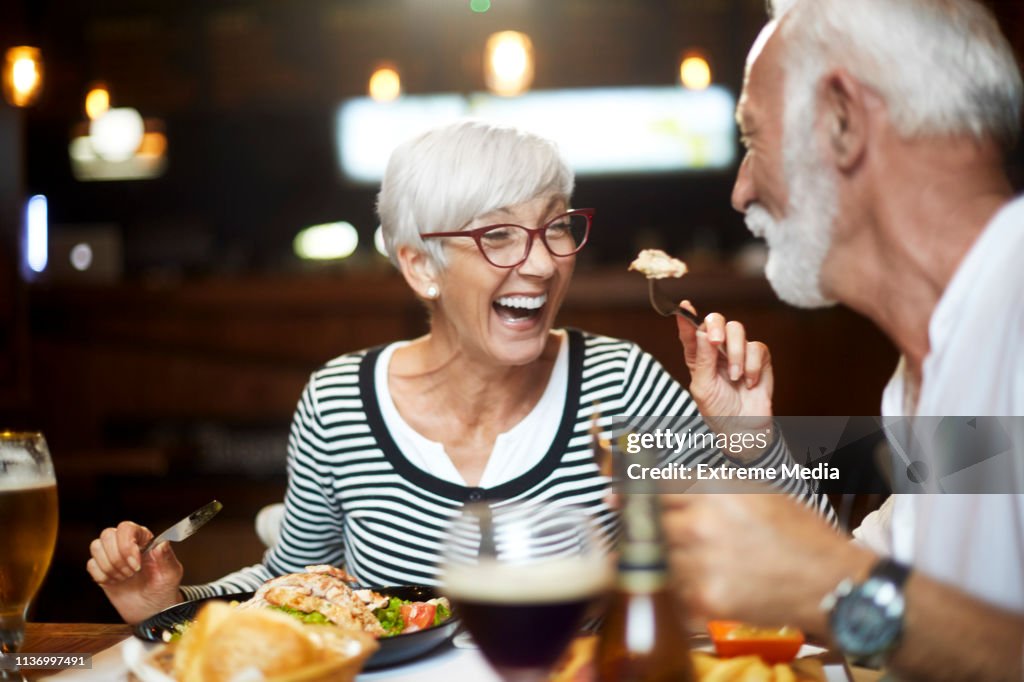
[373,597,452,637]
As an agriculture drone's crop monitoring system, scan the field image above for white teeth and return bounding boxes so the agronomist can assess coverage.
[495,293,547,310]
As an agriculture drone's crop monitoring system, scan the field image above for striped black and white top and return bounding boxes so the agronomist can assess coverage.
[181,330,832,599]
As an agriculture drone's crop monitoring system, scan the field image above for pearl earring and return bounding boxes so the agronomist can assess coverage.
[426,285,439,299]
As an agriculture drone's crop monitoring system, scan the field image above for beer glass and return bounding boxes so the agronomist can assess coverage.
[440,501,611,682]
[0,432,58,675]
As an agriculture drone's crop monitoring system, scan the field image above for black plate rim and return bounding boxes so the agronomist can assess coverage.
[131,585,459,669]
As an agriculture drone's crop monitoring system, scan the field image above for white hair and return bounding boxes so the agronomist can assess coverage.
[376,120,575,269]
[771,0,1023,148]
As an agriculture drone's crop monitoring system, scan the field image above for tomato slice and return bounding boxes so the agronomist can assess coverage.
[400,602,437,633]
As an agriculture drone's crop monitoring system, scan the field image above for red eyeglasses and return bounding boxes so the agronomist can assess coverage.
[420,208,594,268]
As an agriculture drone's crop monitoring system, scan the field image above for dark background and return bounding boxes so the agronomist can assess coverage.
[0,0,1021,622]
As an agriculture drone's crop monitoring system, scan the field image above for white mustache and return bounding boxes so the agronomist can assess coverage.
[744,204,773,239]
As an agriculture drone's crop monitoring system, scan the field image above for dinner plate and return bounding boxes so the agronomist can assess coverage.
[132,585,459,670]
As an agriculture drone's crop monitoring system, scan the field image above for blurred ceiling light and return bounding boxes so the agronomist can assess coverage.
[294,221,359,261]
[70,243,94,271]
[89,107,145,162]
[485,31,534,97]
[137,131,168,159]
[25,195,48,275]
[85,84,110,120]
[3,46,43,107]
[470,0,491,12]
[373,225,388,257]
[680,52,712,91]
[368,66,401,102]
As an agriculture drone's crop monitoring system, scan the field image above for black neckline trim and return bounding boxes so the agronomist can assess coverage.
[360,330,585,502]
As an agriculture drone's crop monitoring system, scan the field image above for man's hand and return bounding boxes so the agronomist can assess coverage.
[661,493,874,635]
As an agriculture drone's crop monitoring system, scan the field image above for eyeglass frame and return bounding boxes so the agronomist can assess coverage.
[419,208,594,269]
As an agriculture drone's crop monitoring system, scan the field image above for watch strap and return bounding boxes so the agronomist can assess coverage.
[870,557,911,588]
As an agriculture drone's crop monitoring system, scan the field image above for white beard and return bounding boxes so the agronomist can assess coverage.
[744,195,835,309]
[745,71,838,309]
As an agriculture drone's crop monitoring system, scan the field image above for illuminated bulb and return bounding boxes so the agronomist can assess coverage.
[680,54,712,91]
[70,243,94,271]
[26,195,48,274]
[485,31,534,97]
[368,67,401,102]
[3,46,43,107]
[89,107,145,162]
[85,85,110,120]
[374,225,388,257]
[294,222,359,260]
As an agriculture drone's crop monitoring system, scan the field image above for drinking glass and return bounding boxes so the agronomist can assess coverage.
[439,500,611,682]
[0,432,58,679]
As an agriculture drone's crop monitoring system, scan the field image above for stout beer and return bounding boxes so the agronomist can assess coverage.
[444,554,611,676]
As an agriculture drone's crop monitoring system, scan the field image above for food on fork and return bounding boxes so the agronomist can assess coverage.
[628,249,689,279]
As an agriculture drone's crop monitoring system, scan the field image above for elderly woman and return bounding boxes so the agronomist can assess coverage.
[87,120,830,624]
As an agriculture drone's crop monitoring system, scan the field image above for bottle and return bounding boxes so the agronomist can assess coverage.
[595,449,696,682]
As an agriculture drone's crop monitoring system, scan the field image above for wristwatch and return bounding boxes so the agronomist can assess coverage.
[821,557,911,665]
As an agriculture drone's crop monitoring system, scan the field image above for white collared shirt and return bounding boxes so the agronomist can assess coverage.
[855,196,1024,611]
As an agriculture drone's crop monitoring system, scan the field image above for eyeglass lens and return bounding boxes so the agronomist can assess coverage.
[479,213,589,267]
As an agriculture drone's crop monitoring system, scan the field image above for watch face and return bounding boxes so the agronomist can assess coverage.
[830,579,905,657]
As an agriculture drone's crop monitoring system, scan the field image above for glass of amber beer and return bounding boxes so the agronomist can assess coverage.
[0,432,58,669]
[440,501,611,682]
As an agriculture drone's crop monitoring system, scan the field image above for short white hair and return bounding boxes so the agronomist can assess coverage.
[770,0,1022,148]
[376,120,575,269]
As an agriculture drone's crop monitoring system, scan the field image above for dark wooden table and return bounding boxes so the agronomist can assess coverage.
[18,623,132,680]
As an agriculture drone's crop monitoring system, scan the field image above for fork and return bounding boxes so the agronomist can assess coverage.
[647,278,727,357]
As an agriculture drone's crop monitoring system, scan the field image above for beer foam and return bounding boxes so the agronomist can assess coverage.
[0,475,57,491]
[441,556,613,604]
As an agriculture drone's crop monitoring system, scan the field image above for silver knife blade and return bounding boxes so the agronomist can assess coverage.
[143,500,223,554]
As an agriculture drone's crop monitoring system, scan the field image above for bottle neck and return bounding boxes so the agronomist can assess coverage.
[616,490,670,593]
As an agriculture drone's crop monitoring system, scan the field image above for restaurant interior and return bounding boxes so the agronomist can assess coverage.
[1,0,1022,626]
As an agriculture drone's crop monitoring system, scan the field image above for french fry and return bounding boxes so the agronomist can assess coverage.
[691,652,720,678]
[702,655,763,682]
[773,662,797,682]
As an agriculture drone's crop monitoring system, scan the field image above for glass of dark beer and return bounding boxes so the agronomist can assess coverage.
[0,432,59,677]
[440,500,611,682]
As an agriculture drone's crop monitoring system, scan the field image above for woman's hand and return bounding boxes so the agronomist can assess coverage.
[86,521,184,624]
[676,303,773,445]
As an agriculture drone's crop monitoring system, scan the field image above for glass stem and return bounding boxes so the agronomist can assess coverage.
[0,608,27,654]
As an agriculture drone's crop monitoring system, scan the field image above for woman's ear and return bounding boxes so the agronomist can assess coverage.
[396,245,440,300]
[819,68,869,172]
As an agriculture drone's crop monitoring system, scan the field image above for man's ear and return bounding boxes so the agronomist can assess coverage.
[819,68,869,172]
[396,245,439,300]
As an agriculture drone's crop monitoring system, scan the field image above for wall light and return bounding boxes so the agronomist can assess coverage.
[294,222,359,261]
[680,52,712,91]
[25,195,48,275]
[368,66,401,102]
[85,83,111,120]
[3,46,43,107]
[485,31,534,97]
[89,107,145,162]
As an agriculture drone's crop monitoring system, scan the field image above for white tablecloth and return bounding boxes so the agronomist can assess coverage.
[42,637,850,681]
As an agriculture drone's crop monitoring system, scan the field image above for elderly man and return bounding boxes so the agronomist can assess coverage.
[667,0,1024,679]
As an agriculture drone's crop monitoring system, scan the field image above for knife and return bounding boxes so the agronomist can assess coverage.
[142,500,223,554]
